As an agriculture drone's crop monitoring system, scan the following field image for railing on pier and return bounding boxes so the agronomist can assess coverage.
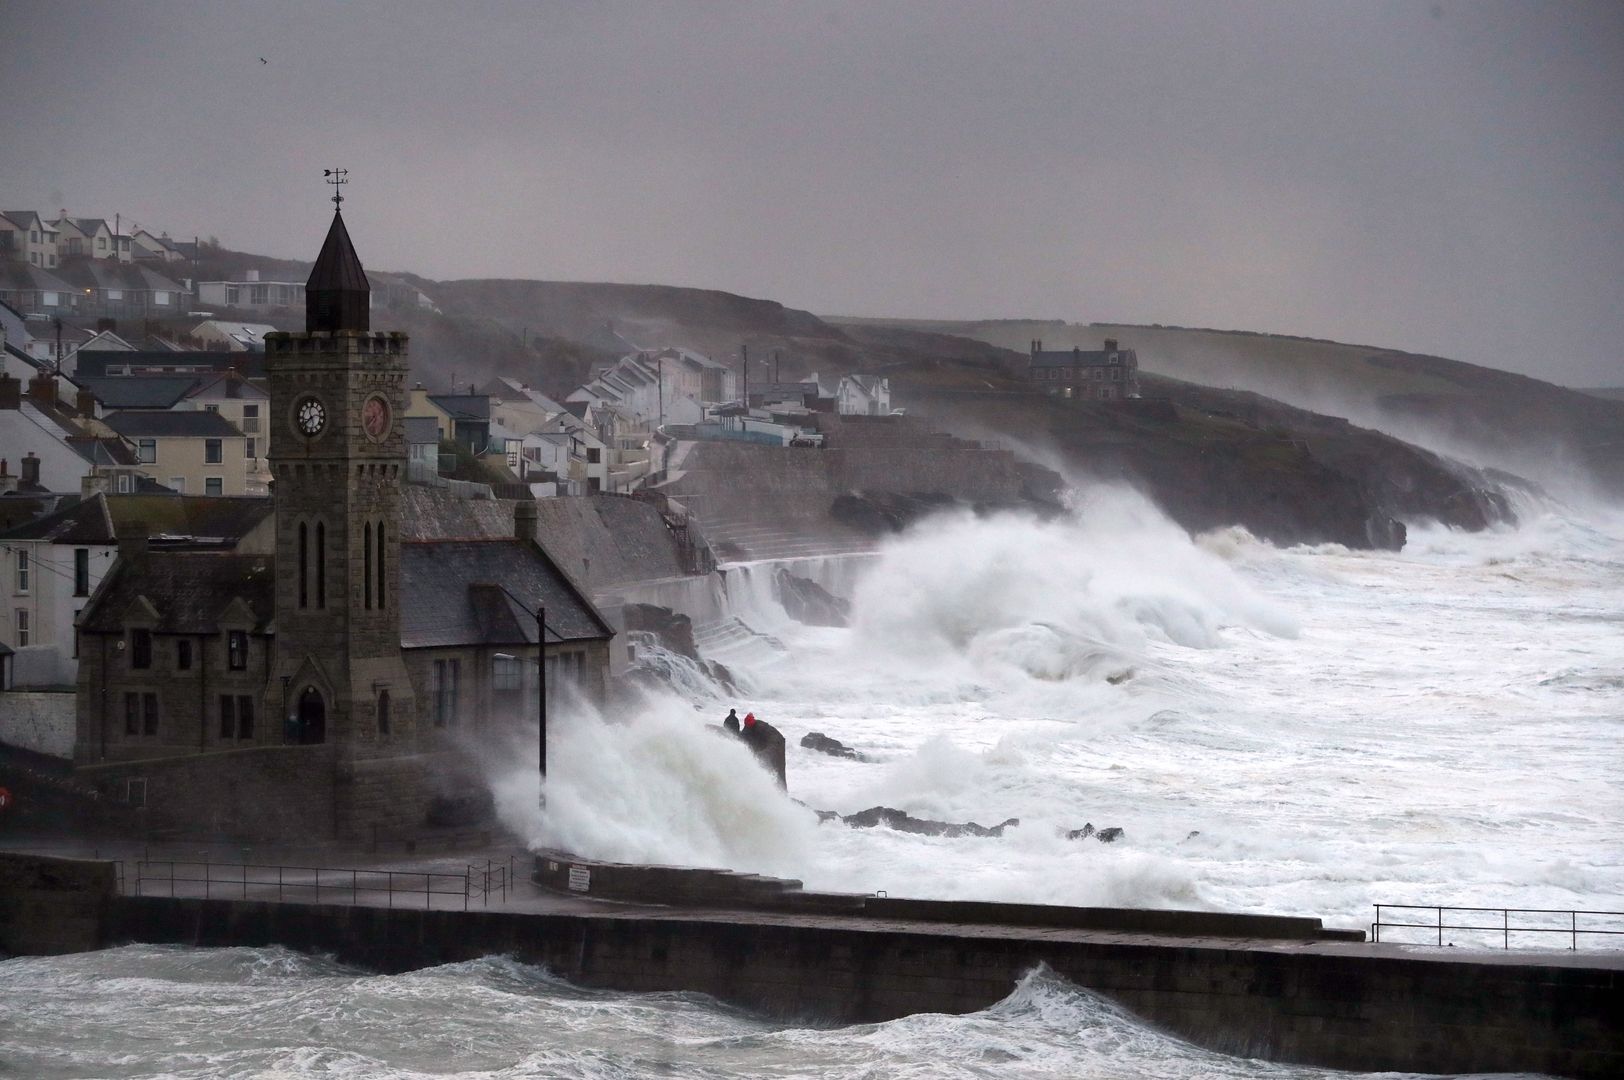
[1371,904,1624,950]
[127,857,515,912]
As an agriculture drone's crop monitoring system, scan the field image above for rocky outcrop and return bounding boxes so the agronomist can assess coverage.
[830,491,959,536]
[799,731,870,761]
[831,805,1021,838]
[774,569,852,627]
[1066,823,1124,843]
[622,604,699,660]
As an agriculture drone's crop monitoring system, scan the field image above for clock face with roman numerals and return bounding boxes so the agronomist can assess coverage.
[295,396,327,437]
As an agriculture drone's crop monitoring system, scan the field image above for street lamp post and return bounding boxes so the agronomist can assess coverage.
[495,584,550,781]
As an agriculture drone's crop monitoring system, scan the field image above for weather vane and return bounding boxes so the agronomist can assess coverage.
[323,168,348,210]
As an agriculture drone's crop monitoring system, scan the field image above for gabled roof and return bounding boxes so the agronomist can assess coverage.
[0,492,113,543]
[1030,346,1136,368]
[398,539,614,648]
[105,410,242,438]
[0,262,77,293]
[426,393,490,421]
[68,436,141,467]
[2,211,44,230]
[79,552,274,634]
[79,374,201,409]
[105,493,272,540]
[74,350,264,379]
[185,369,267,401]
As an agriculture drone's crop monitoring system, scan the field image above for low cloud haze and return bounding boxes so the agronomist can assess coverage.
[3,0,1619,386]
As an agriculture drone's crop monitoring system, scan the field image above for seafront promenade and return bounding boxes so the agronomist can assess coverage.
[2,843,1620,1079]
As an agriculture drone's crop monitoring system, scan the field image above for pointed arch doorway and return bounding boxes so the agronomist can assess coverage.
[294,686,327,744]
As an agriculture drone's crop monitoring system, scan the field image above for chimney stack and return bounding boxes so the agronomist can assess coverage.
[514,498,538,544]
[20,452,41,488]
[76,386,97,417]
[0,373,20,410]
[116,522,150,569]
[0,459,14,495]
[82,470,110,496]
[1104,338,1118,352]
[25,372,58,408]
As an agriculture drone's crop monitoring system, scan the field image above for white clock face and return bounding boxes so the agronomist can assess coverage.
[296,397,327,437]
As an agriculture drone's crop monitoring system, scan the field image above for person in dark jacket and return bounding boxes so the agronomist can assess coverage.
[722,708,741,733]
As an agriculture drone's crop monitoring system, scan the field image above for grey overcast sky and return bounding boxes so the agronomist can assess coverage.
[3,1,1620,386]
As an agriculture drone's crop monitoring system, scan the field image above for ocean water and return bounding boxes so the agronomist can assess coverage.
[509,486,1624,938]
[0,946,1548,1078]
[5,485,1615,1078]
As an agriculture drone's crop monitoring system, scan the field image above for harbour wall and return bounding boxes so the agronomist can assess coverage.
[1,853,1618,1079]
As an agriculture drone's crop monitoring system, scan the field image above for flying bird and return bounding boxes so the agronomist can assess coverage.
[259,57,268,64]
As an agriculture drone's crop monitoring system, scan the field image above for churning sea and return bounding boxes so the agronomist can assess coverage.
[4,485,1618,1079]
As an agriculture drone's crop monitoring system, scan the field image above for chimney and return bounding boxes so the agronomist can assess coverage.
[25,372,58,408]
[514,499,538,544]
[21,452,41,488]
[1104,338,1118,352]
[76,386,97,417]
[0,459,14,495]
[116,522,150,569]
[0,373,20,410]
[82,470,110,496]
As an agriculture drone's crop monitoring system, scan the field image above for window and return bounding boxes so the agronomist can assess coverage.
[74,548,90,596]
[228,630,247,671]
[73,612,81,658]
[131,628,152,669]
[250,285,268,305]
[30,230,38,243]
[143,692,159,735]
[225,286,239,305]
[363,522,372,609]
[244,438,256,459]
[105,289,123,301]
[377,690,391,737]
[315,521,326,608]
[205,478,223,496]
[237,696,254,739]
[205,439,223,464]
[375,520,385,609]
[137,440,156,463]
[124,692,139,735]
[176,639,192,671]
[204,404,219,413]
[97,236,107,250]
[116,474,132,494]
[219,695,236,738]
[169,477,185,493]
[154,291,171,305]
[431,659,460,727]
[241,404,260,433]
[15,610,28,647]
[493,655,523,691]
[298,523,308,608]
[16,549,29,593]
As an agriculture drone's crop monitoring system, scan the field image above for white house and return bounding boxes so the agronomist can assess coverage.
[53,217,121,261]
[190,320,277,352]
[0,493,117,688]
[1,211,60,268]
[180,371,272,495]
[195,271,305,315]
[837,374,891,416]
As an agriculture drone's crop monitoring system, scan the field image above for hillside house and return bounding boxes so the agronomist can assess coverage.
[191,320,278,352]
[53,217,121,262]
[105,410,251,496]
[836,374,891,416]
[1028,337,1141,400]
[196,271,306,315]
[0,212,60,268]
[58,260,189,319]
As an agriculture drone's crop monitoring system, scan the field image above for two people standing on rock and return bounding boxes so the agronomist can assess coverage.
[721,707,759,741]
[721,708,785,787]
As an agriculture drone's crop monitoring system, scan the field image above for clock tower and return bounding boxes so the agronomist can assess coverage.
[264,205,417,778]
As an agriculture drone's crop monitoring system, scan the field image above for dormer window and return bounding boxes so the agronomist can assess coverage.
[228,630,248,671]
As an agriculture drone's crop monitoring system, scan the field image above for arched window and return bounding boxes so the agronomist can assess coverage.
[363,522,373,610]
[377,689,391,736]
[315,521,326,608]
[375,519,386,610]
[295,686,326,744]
[298,522,308,608]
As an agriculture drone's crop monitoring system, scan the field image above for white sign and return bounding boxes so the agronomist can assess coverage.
[568,866,591,892]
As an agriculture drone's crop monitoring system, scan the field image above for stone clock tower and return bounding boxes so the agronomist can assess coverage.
[263,207,418,790]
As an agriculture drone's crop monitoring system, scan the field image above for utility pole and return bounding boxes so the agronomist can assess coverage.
[741,343,749,408]
[537,603,548,780]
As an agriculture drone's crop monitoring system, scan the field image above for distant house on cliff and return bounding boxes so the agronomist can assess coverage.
[1028,338,1140,400]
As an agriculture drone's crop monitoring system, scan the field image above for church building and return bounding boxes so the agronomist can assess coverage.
[72,204,614,841]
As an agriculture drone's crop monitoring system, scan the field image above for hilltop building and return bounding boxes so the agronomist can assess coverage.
[71,206,613,841]
[1028,338,1140,400]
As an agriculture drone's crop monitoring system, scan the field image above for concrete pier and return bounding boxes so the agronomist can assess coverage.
[3,851,1620,1079]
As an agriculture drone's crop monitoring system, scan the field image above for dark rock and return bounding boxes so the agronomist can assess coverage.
[838,805,1019,838]
[831,491,959,535]
[738,718,787,789]
[800,731,870,761]
[705,659,738,693]
[1066,822,1125,843]
[622,603,699,661]
[774,568,852,627]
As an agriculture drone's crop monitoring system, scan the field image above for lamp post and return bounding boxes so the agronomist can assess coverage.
[495,585,551,781]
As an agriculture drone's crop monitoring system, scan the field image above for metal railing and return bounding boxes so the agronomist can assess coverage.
[128,856,516,911]
[1371,904,1624,950]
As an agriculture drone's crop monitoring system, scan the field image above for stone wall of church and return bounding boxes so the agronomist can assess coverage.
[75,629,275,764]
[74,743,339,842]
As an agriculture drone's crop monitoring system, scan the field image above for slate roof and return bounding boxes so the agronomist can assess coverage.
[0,262,77,293]
[0,492,113,543]
[79,375,201,409]
[398,539,613,648]
[1030,347,1136,368]
[403,415,439,445]
[307,211,370,293]
[58,260,187,293]
[79,552,274,634]
[105,410,242,437]
[68,436,141,467]
[427,394,491,421]
[105,493,272,541]
[73,350,265,379]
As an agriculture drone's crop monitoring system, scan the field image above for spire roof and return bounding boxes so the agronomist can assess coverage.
[305,211,370,332]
